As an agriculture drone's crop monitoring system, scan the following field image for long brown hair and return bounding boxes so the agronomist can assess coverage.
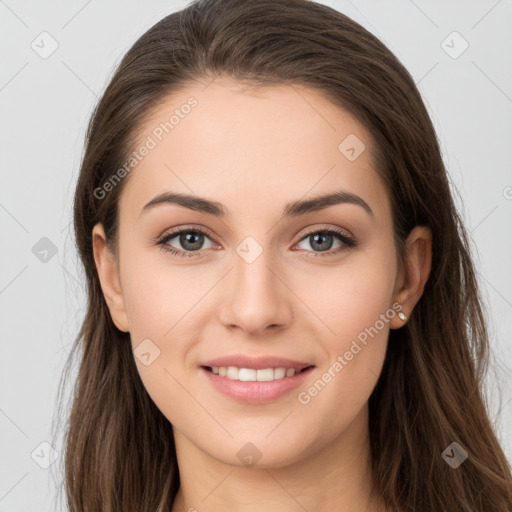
[54,0,512,510]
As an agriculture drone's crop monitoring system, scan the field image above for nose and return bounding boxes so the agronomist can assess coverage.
[217,247,293,337]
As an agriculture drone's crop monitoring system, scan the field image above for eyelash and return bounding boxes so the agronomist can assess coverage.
[154,225,358,259]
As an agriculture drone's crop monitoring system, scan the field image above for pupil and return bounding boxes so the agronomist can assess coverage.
[181,232,203,250]
[311,233,333,251]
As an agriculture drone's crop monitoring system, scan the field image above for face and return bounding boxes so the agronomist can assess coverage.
[95,77,407,468]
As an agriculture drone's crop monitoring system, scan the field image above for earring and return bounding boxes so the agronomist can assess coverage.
[397,308,407,322]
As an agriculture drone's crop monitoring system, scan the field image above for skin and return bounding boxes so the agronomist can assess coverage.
[93,77,432,512]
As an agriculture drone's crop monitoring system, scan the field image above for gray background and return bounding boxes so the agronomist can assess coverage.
[1,1,511,510]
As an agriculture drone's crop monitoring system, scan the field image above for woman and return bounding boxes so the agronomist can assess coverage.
[56,0,512,510]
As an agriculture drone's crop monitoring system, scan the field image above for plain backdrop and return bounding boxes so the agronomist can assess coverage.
[0,1,511,510]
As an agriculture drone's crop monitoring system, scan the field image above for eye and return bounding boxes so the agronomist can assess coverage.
[294,227,357,257]
[155,225,217,258]
[155,225,357,258]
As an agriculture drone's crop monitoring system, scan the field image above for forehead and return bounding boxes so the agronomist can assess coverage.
[119,78,390,223]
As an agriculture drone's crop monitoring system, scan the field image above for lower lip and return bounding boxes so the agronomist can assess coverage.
[200,366,315,404]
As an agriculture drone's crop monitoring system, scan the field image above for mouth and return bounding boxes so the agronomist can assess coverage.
[199,364,316,404]
[201,365,314,382]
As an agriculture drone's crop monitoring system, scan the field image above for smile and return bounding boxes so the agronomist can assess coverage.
[204,365,311,381]
[200,365,315,404]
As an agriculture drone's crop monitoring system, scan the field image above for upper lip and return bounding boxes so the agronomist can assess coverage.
[200,355,314,371]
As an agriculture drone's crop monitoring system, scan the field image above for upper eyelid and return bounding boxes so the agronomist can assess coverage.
[161,224,217,242]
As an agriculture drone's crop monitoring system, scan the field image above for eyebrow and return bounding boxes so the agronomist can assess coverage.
[139,190,374,219]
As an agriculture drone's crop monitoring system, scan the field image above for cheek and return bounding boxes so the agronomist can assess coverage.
[290,246,396,411]
[119,241,211,339]
[293,244,397,344]
[120,257,207,423]
[119,249,218,406]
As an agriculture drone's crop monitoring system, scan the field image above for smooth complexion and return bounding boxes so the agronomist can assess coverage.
[93,77,432,512]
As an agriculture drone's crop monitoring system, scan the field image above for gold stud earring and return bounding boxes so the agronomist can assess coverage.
[397,309,407,322]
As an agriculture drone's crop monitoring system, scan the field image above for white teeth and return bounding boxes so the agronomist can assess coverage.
[209,366,302,381]
[239,368,257,381]
[226,366,239,379]
[274,367,286,379]
[256,368,274,381]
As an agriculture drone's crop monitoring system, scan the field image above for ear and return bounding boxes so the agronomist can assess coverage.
[92,222,130,332]
[390,225,432,329]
